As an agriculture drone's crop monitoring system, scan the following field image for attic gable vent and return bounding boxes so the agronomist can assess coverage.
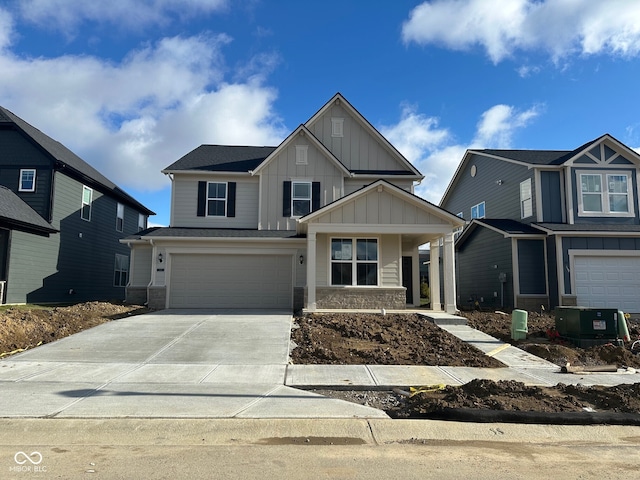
[296,145,308,165]
[331,117,344,137]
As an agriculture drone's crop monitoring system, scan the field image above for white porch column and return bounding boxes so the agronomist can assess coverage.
[429,240,441,311]
[307,231,317,311]
[443,232,457,313]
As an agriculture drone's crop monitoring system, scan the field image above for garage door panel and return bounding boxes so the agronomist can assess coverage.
[169,254,292,309]
[574,255,640,313]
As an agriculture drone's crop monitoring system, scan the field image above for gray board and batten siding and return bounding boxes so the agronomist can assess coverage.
[456,225,513,310]
[442,153,536,223]
[539,171,563,223]
[6,173,140,304]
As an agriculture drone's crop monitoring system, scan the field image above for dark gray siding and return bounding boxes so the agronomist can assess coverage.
[517,239,546,294]
[443,154,535,222]
[6,172,137,303]
[456,226,513,310]
[546,236,558,308]
[0,127,54,220]
[540,171,563,222]
[560,236,640,295]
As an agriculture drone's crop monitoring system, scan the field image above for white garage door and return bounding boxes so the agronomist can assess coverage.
[574,255,640,313]
[169,254,293,309]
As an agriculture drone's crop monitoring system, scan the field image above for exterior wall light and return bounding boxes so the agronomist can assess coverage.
[299,255,304,265]
[158,252,163,263]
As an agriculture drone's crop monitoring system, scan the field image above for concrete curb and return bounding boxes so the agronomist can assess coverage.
[1,418,639,447]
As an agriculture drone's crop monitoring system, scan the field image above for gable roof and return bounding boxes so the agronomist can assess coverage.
[441,134,640,207]
[305,93,423,178]
[0,185,58,235]
[0,106,154,216]
[299,178,465,227]
[250,124,351,176]
[456,218,545,248]
[163,145,277,173]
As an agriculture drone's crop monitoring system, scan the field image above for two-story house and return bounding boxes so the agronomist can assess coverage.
[0,106,155,304]
[123,93,464,312]
[440,134,640,314]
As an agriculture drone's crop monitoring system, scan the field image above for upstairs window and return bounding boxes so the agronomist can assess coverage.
[81,186,92,221]
[116,203,124,232]
[207,182,227,216]
[138,213,147,231]
[331,238,378,286]
[520,178,533,219]
[292,181,311,216]
[578,171,633,216]
[471,201,485,219]
[19,169,36,192]
[114,254,129,287]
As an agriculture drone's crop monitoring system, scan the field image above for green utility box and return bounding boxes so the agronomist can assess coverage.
[555,307,620,347]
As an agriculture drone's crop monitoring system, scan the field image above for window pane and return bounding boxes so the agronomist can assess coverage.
[208,199,226,216]
[331,263,352,286]
[208,183,226,199]
[583,193,602,212]
[609,194,629,212]
[582,175,601,193]
[357,264,377,286]
[292,199,310,216]
[478,202,485,217]
[21,170,35,190]
[293,182,310,198]
[608,175,627,194]
[81,204,91,220]
[83,187,92,204]
[356,239,377,261]
[331,239,352,260]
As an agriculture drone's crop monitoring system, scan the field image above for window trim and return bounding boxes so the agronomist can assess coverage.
[576,170,635,217]
[471,201,485,219]
[138,213,146,231]
[206,181,228,217]
[19,169,36,192]
[330,237,379,287]
[81,186,92,222]
[116,203,124,232]
[114,253,129,287]
[520,178,533,219]
[291,180,312,218]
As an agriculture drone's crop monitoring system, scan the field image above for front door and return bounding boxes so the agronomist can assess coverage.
[402,256,413,304]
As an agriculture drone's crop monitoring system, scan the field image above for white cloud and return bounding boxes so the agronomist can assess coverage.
[380,101,541,204]
[0,9,286,192]
[402,0,640,63]
[0,8,14,50]
[17,0,228,32]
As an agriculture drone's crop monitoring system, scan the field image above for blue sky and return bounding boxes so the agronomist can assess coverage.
[2,0,640,226]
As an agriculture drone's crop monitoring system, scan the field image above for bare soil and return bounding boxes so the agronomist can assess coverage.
[293,310,640,417]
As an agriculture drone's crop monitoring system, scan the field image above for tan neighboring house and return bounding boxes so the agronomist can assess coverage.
[122,93,464,312]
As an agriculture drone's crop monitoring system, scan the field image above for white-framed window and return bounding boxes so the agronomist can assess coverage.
[520,178,533,219]
[138,213,146,231]
[292,181,312,217]
[116,203,124,232]
[577,171,634,217]
[81,186,92,221]
[207,182,227,216]
[295,145,308,165]
[454,212,464,239]
[19,169,36,192]
[331,117,344,137]
[330,238,378,286]
[114,254,129,287]
[471,201,485,219]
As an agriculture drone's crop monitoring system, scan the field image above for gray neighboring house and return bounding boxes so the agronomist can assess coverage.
[0,106,154,304]
[440,134,640,313]
[123,93,464,312]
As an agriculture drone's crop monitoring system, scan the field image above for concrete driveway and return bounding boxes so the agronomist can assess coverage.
[0,310,386,419]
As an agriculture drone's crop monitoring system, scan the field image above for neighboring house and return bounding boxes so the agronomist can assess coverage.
[0,107,155,304]
[440,134,640,313]
[123,93,464,312]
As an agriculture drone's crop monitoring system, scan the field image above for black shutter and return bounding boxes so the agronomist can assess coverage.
[227,182,236,217]
[312,182,321,212]
[283,181,292,217]
[197,181,207,217]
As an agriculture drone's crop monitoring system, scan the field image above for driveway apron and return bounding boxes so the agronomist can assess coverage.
[0,310,388,419]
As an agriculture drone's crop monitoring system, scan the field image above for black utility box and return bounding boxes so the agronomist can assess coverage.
[555,307,620,348]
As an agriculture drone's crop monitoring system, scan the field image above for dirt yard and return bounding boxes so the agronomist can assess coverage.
[2,302,640,417]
